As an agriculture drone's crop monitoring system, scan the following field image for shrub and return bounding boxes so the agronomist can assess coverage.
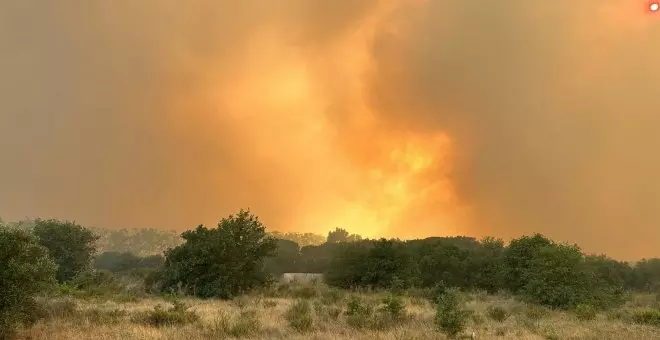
[632,309,660,327]
[573,304,597,321]
[135,300,199,327]
[426,282,448,303]
[435,289,471,339]
[345,295,373,329]
[0,228,57,339]
[495,327,506,336]
[487,306,509,322]
[378,295,406,321]
[285,300,314,332]
[372,295,407,330]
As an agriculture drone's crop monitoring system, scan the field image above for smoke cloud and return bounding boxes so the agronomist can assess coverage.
[1,0,659,259]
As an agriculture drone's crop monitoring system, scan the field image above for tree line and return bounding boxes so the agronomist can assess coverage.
[2,211,660,337]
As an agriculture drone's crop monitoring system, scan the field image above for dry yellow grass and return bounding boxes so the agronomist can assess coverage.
[15,291,660,340]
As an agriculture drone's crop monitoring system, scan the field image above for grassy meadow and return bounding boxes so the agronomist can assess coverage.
[15,281,660,340]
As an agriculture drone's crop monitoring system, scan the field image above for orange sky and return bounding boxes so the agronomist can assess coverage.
[1,1,660,259]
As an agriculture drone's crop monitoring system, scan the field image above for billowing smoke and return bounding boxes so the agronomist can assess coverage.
[1,1,659,259]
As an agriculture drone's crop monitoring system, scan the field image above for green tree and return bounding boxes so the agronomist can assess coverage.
[503,234,553,292]
[631,258,660,292]
[160,209,277,298]
[326,239,415,289]
[0,228,57,339]
[468,237,506,293]
[327,228,350,243]
[33,219,98,282]
[520,242,623,309]
[269,231,325,247]
[265,239,301,275]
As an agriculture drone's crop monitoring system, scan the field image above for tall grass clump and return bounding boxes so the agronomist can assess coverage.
[210,310,261,338]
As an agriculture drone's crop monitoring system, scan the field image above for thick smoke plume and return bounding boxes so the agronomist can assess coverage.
[1,1,659,259]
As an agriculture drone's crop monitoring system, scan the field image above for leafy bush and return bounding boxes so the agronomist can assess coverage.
[435,289,471,339]
[33,219,98,283]
[426,282,448,303]
[159,210,277,299]
[632,309,660,327]
[285,300,314,332]
[345,295,373,329]
[573,304,597,321]
[487,306,509,322]
[378,295,406,321]
[372,295,407,330]
[135,300,199,327]
[0,228,57,339]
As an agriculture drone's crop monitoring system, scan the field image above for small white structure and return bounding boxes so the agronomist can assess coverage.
[281,273,324,284]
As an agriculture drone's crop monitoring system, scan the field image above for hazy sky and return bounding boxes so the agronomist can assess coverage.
[1,1,659,259]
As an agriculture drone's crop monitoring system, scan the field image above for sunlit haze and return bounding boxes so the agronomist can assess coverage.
[1,1,660,259]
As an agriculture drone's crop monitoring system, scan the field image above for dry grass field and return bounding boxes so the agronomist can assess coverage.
[14,283,660,340]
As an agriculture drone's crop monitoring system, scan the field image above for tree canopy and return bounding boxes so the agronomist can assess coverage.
[159,209,277,299]
[33,219,98,283]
